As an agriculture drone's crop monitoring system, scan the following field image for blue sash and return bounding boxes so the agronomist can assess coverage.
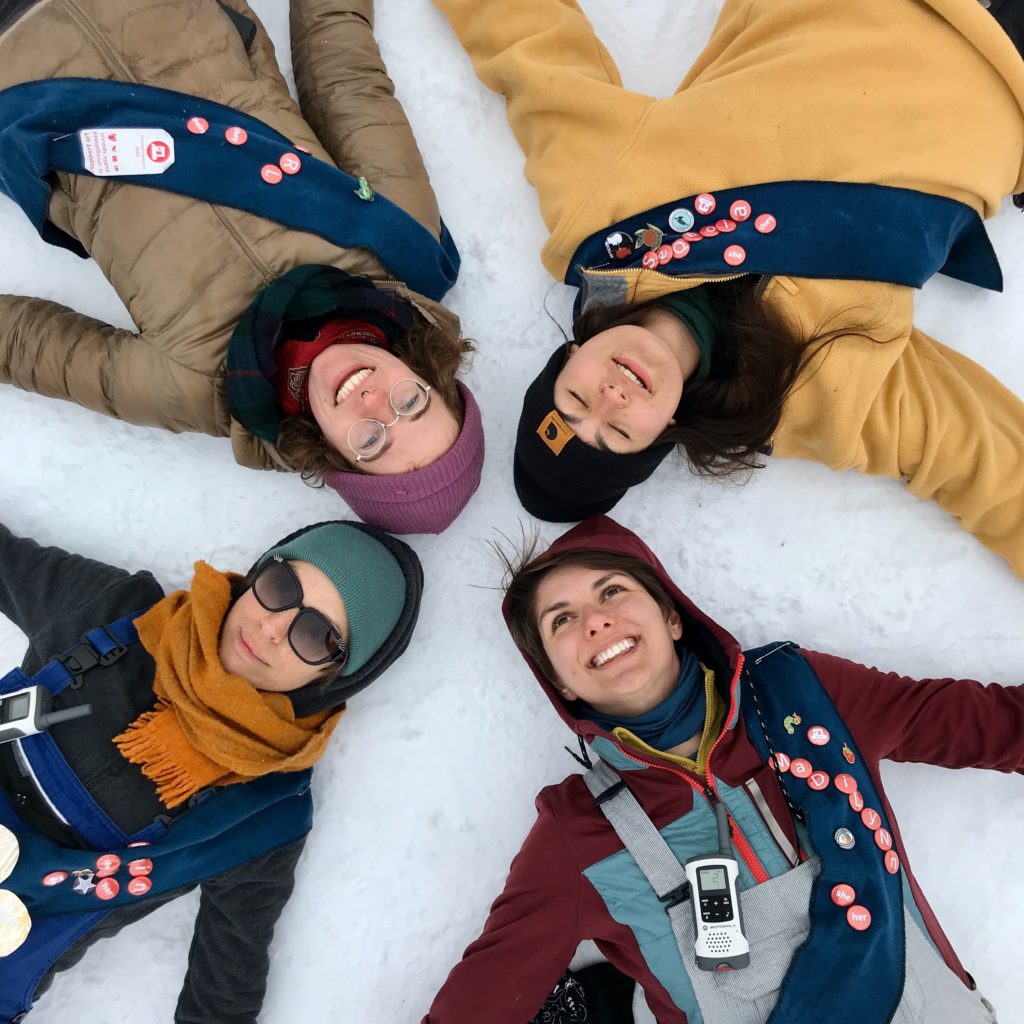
[743,642,905,1024]
[567,180,1002,296]
[0,78,460,302]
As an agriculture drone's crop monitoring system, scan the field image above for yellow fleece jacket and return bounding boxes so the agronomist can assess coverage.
[435,0,1024,577]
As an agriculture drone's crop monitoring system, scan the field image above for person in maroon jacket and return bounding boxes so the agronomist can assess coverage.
[422,515,1019,1024]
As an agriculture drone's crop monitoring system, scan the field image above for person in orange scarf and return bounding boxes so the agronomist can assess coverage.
[0,518,420,1023]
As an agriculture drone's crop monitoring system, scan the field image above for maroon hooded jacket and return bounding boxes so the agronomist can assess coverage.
[423,516,1024,1023]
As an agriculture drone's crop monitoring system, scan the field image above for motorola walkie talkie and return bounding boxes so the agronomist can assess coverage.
[0,686,92,745]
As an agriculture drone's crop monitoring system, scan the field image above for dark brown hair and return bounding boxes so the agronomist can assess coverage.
[497,537,678,686]
[571,277,876,477]
[276,320,475,483]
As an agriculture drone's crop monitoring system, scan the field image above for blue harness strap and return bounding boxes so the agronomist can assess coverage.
[742,642,905,1024]
[0,612,146,850]
[567,180,1002,300]
[0,78,460,302]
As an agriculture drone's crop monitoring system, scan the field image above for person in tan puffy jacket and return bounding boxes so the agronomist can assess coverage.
[0,0,485,534]
[434,0,1024,574]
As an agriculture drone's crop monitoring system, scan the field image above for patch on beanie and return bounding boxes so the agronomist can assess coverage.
[537,410,574,456]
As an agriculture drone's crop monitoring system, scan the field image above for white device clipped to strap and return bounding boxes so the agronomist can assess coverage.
[684,800,750,971]
[0,686,92,746]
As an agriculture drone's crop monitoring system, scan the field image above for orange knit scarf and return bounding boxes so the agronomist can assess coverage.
[114,561,343,808]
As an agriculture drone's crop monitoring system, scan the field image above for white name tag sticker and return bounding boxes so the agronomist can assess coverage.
[79,128,176,176]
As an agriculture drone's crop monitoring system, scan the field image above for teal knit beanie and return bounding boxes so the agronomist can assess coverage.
[260,523,406,676]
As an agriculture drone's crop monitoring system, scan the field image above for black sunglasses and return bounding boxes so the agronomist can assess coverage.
[251,557,348,668]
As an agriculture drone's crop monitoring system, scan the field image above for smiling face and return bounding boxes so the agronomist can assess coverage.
[218,560,350,693]
[306,344,460,475]
[553,312,700,453]
[533,565,683,717]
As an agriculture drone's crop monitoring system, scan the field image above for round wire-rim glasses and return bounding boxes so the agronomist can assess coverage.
[346,378,432,462]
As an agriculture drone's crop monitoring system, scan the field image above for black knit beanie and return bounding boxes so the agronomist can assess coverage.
[514,345,675,522]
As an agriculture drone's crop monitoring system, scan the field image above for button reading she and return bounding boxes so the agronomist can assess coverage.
[831,883,856,907]
[723,245,747,267]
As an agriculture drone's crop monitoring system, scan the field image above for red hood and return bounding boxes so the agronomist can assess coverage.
[501,515,745,743]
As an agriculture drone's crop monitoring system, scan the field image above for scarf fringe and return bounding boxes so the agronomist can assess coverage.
[114,710,201,810]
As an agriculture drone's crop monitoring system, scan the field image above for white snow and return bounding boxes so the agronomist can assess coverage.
[1,1,1023,1021]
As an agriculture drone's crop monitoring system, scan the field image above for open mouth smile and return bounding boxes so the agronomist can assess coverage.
[335,367,373,405]
[613,359,649,391]
[590,637,638,668]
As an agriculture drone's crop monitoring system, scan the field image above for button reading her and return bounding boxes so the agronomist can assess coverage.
[261,164,284,185]
[186,117,209,135]
[846,905,872,931]
[831,883,856,907]
[225,126,248,146]
[861,808,881,831]
[95,877,120,901]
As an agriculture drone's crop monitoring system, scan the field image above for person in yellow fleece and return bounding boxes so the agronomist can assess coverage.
[433,0,1024,579]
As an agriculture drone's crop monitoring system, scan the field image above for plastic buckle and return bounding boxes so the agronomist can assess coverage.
[659,882,690,910]
[57,642,101,689]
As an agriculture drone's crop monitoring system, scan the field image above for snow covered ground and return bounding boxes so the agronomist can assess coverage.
[2,1,1023,1021]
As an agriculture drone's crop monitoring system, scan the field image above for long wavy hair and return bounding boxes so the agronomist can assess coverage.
[570,277,874,476]
[276,320,474,482]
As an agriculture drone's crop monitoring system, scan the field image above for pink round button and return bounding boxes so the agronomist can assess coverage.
[671,239,691,259]
[831,883,856,907]
[186,117,209,135]
[715,219,737,233]
[641,251,660,270]
[848,790,865,812]
[774,752,791,773]
[42,871,68,887]
[225,126,248,146]
[96,854,121,877]
[846,905,872,931]
[261,164,284,185]
[755,213,777,234]
[128,859,153,877]
[279,153,302,175]
[295,144,312,154]
[730,200,752,222]
[834,774,857,794]
[699,225,719,238]
[807,726,830,746]
[127,841,151,848]
[127,876,152,897]
[656,244,674,265]
[807,771,830,791]
[723,245,747,267]
[875,828,893,852]
[682,231,703,242]
[861,808,881,831]
[789,758,813,778]
[884,850,901,874]
[95,877,119,901]
[694,193,716,215]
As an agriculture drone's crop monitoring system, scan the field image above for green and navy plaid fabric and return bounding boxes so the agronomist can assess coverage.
[226,264,418,443]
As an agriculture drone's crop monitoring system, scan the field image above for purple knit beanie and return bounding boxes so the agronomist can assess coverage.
[324,381,484,534]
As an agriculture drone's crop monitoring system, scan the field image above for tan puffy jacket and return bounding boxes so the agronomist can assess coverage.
[0,0,460,470]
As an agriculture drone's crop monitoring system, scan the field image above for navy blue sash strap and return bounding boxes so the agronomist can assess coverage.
[567,180,1002,297]
[0,78,460,302]
[742,642,905,1024]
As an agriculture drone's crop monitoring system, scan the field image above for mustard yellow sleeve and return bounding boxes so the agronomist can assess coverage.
[431,0,651,273]
[774,291,1024,577]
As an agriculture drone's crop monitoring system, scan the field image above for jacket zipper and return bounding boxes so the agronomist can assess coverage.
[581,267,748,286]
[613,652,771,885]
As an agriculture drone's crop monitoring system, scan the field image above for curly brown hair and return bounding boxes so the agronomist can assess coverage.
[276,320,474,482]
[571,277,879,477]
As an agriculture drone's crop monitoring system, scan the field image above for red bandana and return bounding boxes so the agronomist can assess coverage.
[274,318,387,416]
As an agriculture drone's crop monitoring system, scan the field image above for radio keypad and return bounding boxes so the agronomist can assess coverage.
[699,893,734,922]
